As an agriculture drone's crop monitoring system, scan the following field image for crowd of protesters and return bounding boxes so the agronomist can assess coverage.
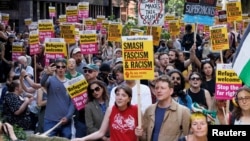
[0,18,250,141]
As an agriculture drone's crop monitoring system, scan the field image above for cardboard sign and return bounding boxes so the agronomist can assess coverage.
[183,0,217,25]
[138,0,165,26]
[215,64,242,100]
[122,36,154,80]
[64,75,88,111]
[210,24,229,51]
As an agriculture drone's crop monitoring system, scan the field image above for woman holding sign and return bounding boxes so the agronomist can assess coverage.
[72,85,140,141]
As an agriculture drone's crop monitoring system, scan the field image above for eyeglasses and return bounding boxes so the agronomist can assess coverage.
[237,96,250,103]
[172,77,181,81]
[90,86,101,93]
[190,77,201,81]
[84,69,93,74]
[56,66,66,69]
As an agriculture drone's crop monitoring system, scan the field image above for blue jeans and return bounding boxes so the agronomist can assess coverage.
[74,120,87,138]
[44,119,72,139]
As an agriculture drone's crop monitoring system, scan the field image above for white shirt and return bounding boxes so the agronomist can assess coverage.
[109,83,152,114]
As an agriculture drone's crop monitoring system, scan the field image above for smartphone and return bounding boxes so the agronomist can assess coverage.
[49,59,56,67]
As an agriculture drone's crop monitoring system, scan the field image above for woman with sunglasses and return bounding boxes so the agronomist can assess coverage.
[85,80,110,140]
[72,85,140,141]
[187,72,212,111]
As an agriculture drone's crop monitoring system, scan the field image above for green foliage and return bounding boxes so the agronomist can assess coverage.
[165,0,184,17]
[3,124,27,141]
[161,30,170,40]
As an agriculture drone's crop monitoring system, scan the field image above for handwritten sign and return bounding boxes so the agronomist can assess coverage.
[122,36,154,80]
[183,0,216,25]
[215,64,242,100]
[64,75,88,110]
[210,24,229,51]
[138,0,164,26]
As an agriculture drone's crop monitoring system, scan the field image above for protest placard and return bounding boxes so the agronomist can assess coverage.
[168,20,180,36]
[146,26,161,46]
[59,15,66,23]
[12,42,24,61]
[64,75,88,110]
[226,1,242,23]
[215,64,242,100]
[122,36,154,80]
[80,30,98,54]
[138,0,165,26]
[24,18,32,26]
[108,22,122,42]
[210,24,229,51]
[1,13,9,26]
[96,15,106,31]
[49,6,56,18]
[38,19,55,43]
[183,0,217,25]
[60,23,76,44]
[164,14,175,30]
[101,20,109,35]
[44,38,66,65]
[129,29,144,36]
[29,30,40,55]
[66,6,78,23]
[84,18,96,30]
[78,2,89,20]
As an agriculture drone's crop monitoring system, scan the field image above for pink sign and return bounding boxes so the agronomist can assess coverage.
[45,53,64,66]
[78,10,89,19]
[39,31,55,43]
[30,44,40,55]
[50,13,56,18]
[72,93,88,110]
[67,16,78,23]
[12,53,22,61]
[101,28,107,35]
[80,43,98,54]
[164,22,169,30]
[85,25,96,30]
[215,83,242,100]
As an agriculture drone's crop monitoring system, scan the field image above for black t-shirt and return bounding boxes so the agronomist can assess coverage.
[202,78,215,97]
[188,88,208,109]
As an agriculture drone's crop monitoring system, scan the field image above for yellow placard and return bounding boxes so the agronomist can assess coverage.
[49,7,55,13]
[12,46,23,53]
[168,20,180,36]
[66,9,78,16]
[2,14,9,21]
[59,15,66,23]
[216,69,242,84]
[210,25,229,51]
[29,34,39,44]
[146,26,161,46]
[25,19,32,26]
[122,36,154,80]
[108,23,122,42]
[45,42,67,56]
[78,4,89,11]
[164,15,175,21]
[38,23,54,31]
[97,16,105,23]
[129,29,144,36]
[85,19,94,26]
[226,1,242,23]
[60,24,76,44]
[80,34,97,44]
[66,77,88,98]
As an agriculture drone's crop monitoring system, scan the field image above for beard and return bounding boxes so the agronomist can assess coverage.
[173,84,183,97]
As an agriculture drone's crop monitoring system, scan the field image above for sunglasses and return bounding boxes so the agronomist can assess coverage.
[172,77,181,81]
[56,65,66,69]
[84,69,94,74]
[190,77,201,81]
[90,86,101,93]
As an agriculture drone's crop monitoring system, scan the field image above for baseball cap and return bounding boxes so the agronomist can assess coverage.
[115,57,123,64]
[115,48,122,54]
[83,64,99,71]
[72,47,81,54]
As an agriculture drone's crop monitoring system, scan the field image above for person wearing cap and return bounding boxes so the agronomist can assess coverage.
[109,47,122,68]
[40,58,75,139]
[71,47,87,75]
[83,64,99,83]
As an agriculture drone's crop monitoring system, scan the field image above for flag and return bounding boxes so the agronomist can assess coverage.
[232,24,250,87]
